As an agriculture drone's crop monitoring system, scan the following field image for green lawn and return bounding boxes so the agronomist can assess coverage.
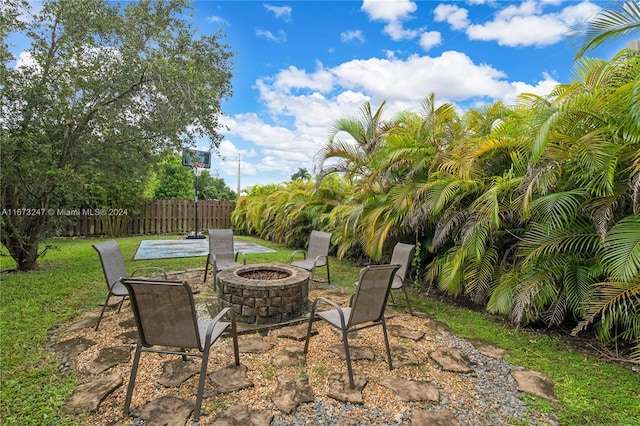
[0,235,638,425]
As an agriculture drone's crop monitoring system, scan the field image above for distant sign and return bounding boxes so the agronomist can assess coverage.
[182,149,211,168]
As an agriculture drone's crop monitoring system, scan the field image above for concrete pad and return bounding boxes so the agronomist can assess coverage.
[133,238,275,260]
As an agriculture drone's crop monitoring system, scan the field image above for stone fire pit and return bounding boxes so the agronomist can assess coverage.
[217,263,310,324]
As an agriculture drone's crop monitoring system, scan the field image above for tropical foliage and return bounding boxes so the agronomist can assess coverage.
[233,46,640,359]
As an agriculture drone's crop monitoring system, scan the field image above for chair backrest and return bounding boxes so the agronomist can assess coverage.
[390,243,415,282]
[307,231,332,260]
[121,279,202,350]
[208,229,235,256]
[93,240,128,291]
[348,264,401,326]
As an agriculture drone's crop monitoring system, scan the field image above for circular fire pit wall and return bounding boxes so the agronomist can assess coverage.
[217,263,309,324]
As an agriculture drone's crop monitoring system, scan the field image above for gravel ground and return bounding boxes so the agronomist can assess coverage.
[58,270,557,425]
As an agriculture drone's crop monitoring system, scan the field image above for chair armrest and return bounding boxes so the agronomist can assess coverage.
[312,255,328,267]
[235,251,247,264]
[311,296,348,328]
[289,249,307,263]
[131,267,167,279]
[211,306,236,325]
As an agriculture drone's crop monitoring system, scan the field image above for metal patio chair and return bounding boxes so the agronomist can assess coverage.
[304,263,401,388]
[92,240,166,331]
[389,243,416,316]
[121,278,240,422]
[203,229,246,289]
[289,230,332,290]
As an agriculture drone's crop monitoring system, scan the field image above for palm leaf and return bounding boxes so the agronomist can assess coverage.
[602,215,640,281]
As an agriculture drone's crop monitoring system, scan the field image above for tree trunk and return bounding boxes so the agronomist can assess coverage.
[1,205,48,272]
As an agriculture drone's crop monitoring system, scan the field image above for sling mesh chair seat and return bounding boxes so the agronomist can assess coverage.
[304,263,401,388]
[120,278,240,422]
[289,230,332,291]
[389,243,416,316]
[92,240,167,331]
[203,229,247,290]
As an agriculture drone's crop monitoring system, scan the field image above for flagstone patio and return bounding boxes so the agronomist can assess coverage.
[49,269,561,425]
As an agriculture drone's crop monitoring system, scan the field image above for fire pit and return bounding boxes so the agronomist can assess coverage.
[217,263,309,324]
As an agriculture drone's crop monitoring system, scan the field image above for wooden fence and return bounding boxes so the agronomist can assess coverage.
[61,199,235,237]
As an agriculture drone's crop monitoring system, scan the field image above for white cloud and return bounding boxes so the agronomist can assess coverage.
[361,0,421,41]
[207,15,229,26]
[220,48,562,188]
[255,28,287,43]
[465,0,601,47]
[264,4,292,21]
[341,30,366,43]
[433,4,470,30]
[361,0,417,21]
[418,31,442,51]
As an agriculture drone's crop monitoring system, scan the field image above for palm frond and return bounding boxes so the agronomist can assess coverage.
[602,215,640,281]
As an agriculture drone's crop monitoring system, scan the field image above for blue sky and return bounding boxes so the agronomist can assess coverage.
[10,1,638,191]
[192,0,636,191]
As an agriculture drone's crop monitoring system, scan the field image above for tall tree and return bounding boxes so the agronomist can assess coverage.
[1,0,234,270]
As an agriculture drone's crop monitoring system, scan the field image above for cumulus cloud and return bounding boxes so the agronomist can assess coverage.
[418,31,442,51]
[264,4,292,21]
[255,28,287,43]
[433,4,470,30]
[341,30,366,43]
[361,0,421,41]
[220,47,561,187]
[465,0,601,47]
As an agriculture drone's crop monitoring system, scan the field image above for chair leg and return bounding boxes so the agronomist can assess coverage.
[194,348,209,422]
[307,268,315,294]
[116,296,126,314]
[341,328,355,389]
[303,304,318,355]
[212,268,218,291]
[94,294,112,331]
[381,318,394,371]
[203,255,210,283]
[402,287,414,316]
[325,260,331,285]
[123,343,143,416]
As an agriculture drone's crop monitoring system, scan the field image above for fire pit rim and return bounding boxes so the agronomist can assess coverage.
[217,262,309,290]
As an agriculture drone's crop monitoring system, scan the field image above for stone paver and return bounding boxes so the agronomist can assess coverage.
[271,345,306,368]
[378,376,439,402]
[85,346,131,375]
[158,359,200,387]
[272,374,314,414]
[430,347,473,373]
[271,322,318,341]
[208,363,254,393]
[207,403,274,426]
[411,408,460,426]
[388,324,425,341]
[51,336,96,359]
[511,369,559,402]
[328,344,375,360]
[131,395,193,426]
[63,372,122,414]
[327,371,368,403]
[235,336,274,353]
[467,338,507,359]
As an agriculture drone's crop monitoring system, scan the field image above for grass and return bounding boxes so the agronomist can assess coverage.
[1,235,638,425]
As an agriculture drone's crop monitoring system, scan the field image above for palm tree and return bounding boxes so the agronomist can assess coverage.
[315,100,393,193]
[571,0,640,59]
